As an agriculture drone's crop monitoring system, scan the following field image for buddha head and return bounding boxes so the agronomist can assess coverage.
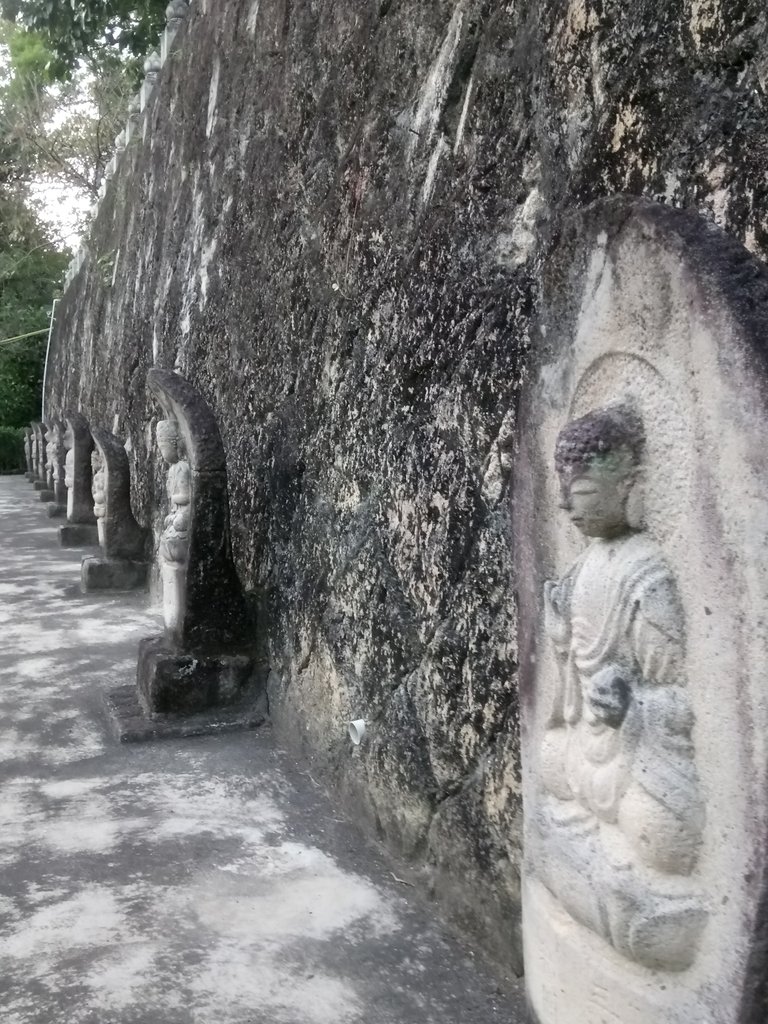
[156,419,183,466]
[554,403,644,539]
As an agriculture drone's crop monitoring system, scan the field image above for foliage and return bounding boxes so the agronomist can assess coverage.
[0,21,137,201]
[0,0,167,79]
[0,191,67,427]
[0,425,24,472]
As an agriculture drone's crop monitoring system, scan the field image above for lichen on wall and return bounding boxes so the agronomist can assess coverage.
[46,0,768,972]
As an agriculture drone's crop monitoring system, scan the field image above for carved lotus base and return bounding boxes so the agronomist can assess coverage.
[80,555,148,593]
[136,635,258,717]
[58,523,99,547]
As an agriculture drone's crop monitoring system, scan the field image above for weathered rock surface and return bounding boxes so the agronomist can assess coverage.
[44,0,768,971]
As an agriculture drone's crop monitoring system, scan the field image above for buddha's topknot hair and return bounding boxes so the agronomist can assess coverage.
[555,403,644,476]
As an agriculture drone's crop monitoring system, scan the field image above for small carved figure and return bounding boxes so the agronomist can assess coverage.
[156,418,191,633]
[64,447,74,492]
[45,423,57,488]
[533,403,706,971]
[24,428,34,480]
[91,448,107,545]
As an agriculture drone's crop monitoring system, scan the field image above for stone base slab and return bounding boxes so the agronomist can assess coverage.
[137,634,260,716]
[58,523,99,547]
[104,683,267,743]
[33,481,47,491]
[81,555,148,593]
[38,489,55,503]
[523,875,709,1024]
[46,503,66,518]
[25,473,36,482]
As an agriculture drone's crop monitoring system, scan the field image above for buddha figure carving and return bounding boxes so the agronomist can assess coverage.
[91,449,107,547]
[64,447,74,494]
[156,418,191,633]
[533,403,706,971]
[44,423,57,490]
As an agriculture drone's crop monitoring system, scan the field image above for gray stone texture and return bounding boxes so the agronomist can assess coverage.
[44,0,768,973]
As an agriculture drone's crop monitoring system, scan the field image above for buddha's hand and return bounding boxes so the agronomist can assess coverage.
[584,664,632,728]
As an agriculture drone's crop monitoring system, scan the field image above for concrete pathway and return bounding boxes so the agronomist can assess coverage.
[0,476,527,1024]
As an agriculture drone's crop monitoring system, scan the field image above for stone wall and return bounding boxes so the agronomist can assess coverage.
[46,0,768,972]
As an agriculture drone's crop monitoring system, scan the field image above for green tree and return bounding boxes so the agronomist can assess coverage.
[0,0,167,79]
[0,192,67,426]
[0,21,137,200]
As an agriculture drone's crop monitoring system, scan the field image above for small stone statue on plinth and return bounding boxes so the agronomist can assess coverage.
[24,428,34,481]
[59,412,99,548]
[81,428,149,592]
[45,419,68,518]
[135,368,257,717]
[31,422,47,491]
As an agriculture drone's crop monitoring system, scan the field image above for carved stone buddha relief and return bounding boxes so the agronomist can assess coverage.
[516,198,768,1024]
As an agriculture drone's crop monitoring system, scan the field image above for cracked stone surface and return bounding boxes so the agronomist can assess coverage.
[0,476,525,1024]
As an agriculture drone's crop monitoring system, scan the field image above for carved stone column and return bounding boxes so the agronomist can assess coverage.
[81,428,149,592]
[23,427,34,481]
[516,197,768,1024]
[58,412,99,548]
[135,369,257,717]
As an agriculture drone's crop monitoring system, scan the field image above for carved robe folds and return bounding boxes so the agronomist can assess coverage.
[534,533,705,971]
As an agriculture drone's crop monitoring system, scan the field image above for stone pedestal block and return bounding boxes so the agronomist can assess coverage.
[136,636,257,717]
[33,481,46,492]
[38,489,55,503]
[59,523,99,547]
[81,555,148,593]
[46,503,66,519]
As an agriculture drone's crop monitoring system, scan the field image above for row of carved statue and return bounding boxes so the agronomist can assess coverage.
[26,369,254,719]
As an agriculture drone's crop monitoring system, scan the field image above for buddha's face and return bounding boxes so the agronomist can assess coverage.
[558,462,634,539]
[156,422,179,465]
